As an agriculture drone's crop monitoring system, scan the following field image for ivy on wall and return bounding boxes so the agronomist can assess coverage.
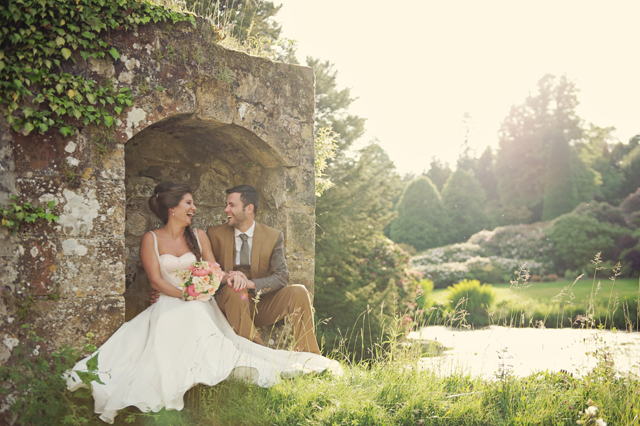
[0,0,194,137]
[0,196,59,234]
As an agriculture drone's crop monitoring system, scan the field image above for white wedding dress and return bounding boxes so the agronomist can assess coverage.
[67,231,342,424]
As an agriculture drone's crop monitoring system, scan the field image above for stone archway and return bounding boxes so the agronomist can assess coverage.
[123,114,301,319]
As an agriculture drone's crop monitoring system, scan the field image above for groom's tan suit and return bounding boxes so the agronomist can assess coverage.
[207,223,321,354]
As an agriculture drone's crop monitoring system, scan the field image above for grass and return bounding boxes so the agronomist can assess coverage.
[432,278,639,307]
[430,276,640,331]
[96,341,639,426]
[5,263,640,425]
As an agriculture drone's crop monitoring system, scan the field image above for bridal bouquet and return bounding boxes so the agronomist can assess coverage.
[175,261,224,302]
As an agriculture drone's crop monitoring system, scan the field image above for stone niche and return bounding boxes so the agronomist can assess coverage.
[124,113,316,320]
[0,16,316,374]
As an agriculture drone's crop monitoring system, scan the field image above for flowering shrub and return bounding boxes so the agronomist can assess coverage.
[412,240,549,288]
[468,223,555,264]
[413,242,484,265]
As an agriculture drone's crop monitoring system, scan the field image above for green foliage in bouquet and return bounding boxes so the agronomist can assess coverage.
[0,325,101,425]
[446,279,495,327]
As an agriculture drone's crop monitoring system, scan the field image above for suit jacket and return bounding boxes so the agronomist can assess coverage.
[207,222,289,295]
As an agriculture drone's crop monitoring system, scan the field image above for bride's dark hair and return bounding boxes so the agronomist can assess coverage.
[148,181,202,261]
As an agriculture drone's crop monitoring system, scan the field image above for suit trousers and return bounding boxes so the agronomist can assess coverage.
[215,284,321,355]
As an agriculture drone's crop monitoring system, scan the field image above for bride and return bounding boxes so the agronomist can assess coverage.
[66,182,342,424]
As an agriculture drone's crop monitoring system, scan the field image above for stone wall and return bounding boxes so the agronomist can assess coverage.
[0,18,316,371]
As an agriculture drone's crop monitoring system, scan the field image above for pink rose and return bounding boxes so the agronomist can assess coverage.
[186,284,199,298]
[192,268,209,277]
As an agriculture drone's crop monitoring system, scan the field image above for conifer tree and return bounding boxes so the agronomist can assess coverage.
[542,133,578,220]
[424,157,452,192]
[442,169,488,242]
[389,177,449,251]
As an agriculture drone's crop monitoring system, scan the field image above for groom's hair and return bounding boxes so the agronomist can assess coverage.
[226,185,259,213]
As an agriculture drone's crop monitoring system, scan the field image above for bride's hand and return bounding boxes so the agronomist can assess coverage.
[227,271,248,292]
[227,271,255,292]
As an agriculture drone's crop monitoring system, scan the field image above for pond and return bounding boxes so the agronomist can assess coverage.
[409,326,640,379]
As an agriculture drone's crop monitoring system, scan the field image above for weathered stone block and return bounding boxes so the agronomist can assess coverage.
[55,238,125,297]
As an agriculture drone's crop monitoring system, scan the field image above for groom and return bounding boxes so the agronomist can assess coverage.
[207,185,321,354]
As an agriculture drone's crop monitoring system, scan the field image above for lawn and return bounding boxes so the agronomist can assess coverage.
[429,277,640,329]
[432,277,640,308]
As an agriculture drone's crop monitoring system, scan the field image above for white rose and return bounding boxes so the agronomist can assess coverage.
[196,293,211,302]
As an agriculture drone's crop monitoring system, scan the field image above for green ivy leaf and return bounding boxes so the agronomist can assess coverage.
[108,47,120,60]
[55,36,65,46]
[61,48,71,60]
[23,122,34,134]
[60,126,74,137]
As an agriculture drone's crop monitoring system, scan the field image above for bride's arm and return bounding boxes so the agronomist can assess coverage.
[140,232,184,299]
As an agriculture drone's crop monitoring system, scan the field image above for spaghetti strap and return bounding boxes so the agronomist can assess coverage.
[149,231,161,262]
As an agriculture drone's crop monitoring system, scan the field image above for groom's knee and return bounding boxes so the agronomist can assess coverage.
[286,284,311,305]
[217,285,251,311]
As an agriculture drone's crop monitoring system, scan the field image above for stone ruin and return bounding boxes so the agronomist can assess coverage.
[0,18,317,370]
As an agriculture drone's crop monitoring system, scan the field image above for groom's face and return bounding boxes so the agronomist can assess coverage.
[224,192,252,230]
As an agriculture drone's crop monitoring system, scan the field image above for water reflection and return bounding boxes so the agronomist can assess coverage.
[410,326,640,379]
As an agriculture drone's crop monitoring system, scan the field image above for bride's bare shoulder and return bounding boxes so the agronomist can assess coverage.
[141,231,158,245]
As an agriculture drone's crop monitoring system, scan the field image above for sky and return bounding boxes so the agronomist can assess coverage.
[276,0,640,175]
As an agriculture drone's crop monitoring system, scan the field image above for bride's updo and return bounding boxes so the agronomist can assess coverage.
[148,181,202,260]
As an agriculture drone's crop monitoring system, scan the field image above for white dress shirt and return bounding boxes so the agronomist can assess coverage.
[234,221,255,265]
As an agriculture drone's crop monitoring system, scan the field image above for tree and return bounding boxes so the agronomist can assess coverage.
[441,169,488,243]
[473,147,499,201]
[457,112,477,173]
[186,0,282,43]
[389,177,449,251]
[541,132,577,220]
[424,157,452,192]
[308,58,415,359]
[620,140,640,198]
[307,58,366,152]
[314,143,416,358]
[495,74,590,222]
